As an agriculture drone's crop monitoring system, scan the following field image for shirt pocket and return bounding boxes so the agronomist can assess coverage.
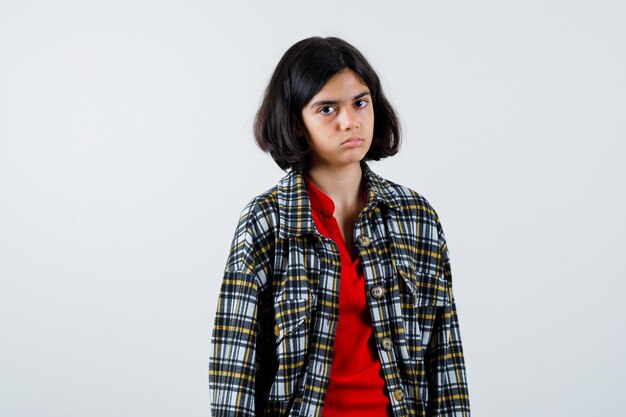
[396,265,450,361]
[268,296,313,402]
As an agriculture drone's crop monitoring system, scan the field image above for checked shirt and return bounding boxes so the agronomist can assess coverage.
[209,160,470,417]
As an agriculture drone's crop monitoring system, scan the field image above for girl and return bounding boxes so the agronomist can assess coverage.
[209,36,470,417]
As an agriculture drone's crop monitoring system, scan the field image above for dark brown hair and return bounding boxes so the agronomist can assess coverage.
[253,36,401,172]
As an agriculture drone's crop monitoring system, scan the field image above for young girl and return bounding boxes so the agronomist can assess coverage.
[209,36,470,417]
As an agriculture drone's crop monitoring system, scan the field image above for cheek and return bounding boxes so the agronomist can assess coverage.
[367,112,374,129]
[310,122,331,141]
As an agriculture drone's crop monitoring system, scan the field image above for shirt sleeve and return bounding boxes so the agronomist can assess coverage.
[424,219,471,416]
[209,201,264,417]
[209,268,259,417]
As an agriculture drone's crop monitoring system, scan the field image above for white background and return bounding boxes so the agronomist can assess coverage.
[1,1,625,416]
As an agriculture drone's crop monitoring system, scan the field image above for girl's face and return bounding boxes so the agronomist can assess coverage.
[296,68,374,170]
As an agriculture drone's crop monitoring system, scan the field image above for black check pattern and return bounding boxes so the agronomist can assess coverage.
[209,160,470,417]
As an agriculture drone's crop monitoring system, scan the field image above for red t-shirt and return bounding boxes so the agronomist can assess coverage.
[303,173,393,417]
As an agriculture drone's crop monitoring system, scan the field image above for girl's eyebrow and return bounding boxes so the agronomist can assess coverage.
[309,91,371,109]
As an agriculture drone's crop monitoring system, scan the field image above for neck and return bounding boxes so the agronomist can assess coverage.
[304,161,364,214]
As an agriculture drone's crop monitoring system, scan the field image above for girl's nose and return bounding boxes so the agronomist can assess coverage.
[338,107,359,130]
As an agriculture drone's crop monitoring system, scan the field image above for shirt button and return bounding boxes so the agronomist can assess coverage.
[274,324,280,337]
[357,234,371,247]
[370,285,384,299]
[381,337,393,351]
[393,387,405,401]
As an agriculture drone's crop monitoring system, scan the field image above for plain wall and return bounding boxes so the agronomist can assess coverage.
[1,1,624,416]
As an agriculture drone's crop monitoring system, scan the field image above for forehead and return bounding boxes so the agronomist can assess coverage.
[312,69,370,99]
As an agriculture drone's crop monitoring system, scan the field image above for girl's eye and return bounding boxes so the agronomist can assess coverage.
[318,100,368,115]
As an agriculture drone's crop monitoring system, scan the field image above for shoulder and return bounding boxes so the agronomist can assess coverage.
[235,184,280,232]
[372,170,450,276]
[225,184,280,274]
[375,171,441,227]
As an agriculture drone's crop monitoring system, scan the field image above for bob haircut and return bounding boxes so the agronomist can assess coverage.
[254,36,401,172]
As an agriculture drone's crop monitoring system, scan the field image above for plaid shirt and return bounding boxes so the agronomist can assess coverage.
[209,160,470,417]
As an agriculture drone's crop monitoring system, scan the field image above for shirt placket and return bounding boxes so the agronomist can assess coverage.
[353,208,412,417]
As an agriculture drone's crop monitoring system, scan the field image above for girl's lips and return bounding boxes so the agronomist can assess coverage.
[342,138,364,148]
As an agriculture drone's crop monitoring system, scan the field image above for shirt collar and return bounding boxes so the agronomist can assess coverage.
[277,160,402,239]
[303,173,337,218]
